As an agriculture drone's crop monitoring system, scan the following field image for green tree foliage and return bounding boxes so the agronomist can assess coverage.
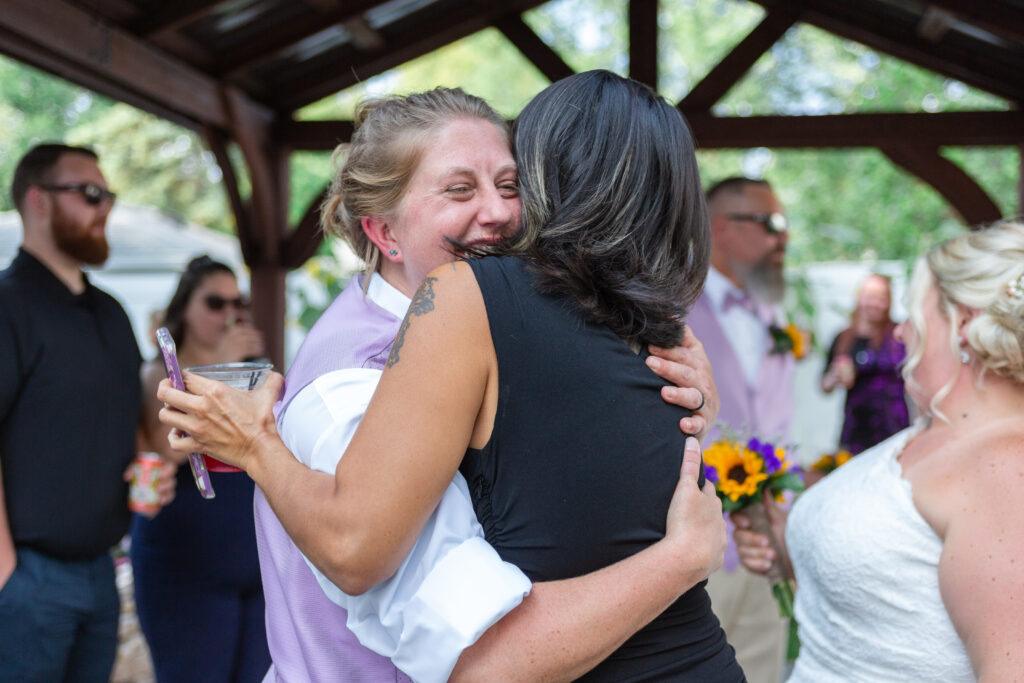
[0,56,234,232]
[67,104,232,232]
[0,57,112,210]
[520,0,1019,268]
[297,27,550,121]
[1,0,1019,271]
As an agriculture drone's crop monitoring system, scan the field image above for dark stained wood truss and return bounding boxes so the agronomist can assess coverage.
[1,0,1022,366]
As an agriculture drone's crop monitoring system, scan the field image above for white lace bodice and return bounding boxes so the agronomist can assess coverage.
[785,427,975,682]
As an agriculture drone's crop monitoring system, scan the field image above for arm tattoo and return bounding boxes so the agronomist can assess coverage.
[387,276,438,368]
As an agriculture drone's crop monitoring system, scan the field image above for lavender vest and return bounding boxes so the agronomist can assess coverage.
[254,276,413,682]
[686,292,795,571]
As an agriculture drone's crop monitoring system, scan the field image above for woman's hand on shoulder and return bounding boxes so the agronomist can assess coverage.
[662,437,725,584]
[647,326,719,442]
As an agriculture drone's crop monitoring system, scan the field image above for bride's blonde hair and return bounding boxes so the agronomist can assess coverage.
[903,220,1024,420]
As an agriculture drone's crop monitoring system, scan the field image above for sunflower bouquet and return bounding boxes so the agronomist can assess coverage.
[704,435,804,660]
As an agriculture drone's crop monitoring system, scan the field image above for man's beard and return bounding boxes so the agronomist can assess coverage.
[52,203,109,265]
[736,251,785,305]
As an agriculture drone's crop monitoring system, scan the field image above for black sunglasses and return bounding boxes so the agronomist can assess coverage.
[726,212,789,235]
[204,294,249,312]
[38,183,117,206]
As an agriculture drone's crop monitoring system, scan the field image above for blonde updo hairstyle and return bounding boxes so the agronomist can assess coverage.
[903,220,1024,419]
[320,87,509,283]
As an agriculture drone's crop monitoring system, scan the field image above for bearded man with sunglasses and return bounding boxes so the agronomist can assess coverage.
[0,144,175,680]
[685,176,795,683]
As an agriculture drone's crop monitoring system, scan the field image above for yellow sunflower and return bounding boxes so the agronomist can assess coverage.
[705,441,768,502]
[811,454,835,472]
[784,323,807,360]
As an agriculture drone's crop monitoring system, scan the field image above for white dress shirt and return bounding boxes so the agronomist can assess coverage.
[276,273,531,683]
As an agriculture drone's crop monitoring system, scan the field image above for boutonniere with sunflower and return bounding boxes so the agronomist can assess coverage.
[811,449,852,475]
[704,434,804,659]
[769,323,809,359]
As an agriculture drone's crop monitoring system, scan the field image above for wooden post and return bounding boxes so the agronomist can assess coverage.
[629,0,658,90]
[218,87,291,369]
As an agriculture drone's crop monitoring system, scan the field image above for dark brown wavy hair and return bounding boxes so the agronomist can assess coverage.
[479,70,709,348]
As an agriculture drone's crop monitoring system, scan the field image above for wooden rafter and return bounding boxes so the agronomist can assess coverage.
[0,0,246,129]
[907,0,1024,45]
[680,9,798,112]
[753,0,1024,105]
[201,124,255,264]
[495,15,575,84]
[220,85,290,365]
[130,0,226,38]
[216,0,381,76]
[281,185,331,269]
[882,143,1003,224]
[276,119,355,150]
[629,0,658,89]
[685,110,1024,148]
[269,0,547,111]
[279,111,1024,151]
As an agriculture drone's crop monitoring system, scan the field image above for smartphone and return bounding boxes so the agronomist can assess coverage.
[156,327,216,499]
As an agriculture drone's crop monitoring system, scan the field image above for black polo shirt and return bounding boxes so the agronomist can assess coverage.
[0,248,141,560]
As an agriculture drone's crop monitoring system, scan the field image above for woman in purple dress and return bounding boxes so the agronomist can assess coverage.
[822,273,910,454]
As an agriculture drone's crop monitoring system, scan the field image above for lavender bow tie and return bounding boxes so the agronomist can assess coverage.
[723,289,773,326]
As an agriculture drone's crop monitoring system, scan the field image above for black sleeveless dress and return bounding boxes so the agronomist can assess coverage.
[461,256,744,682]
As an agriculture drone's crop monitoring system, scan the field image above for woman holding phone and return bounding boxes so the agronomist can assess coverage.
[133,256,270,682]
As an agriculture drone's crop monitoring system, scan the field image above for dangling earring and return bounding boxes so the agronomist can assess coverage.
[959,337,970,364]
[388,249,398,257]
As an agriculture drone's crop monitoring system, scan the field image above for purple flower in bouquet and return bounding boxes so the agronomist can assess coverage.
[749,438,782,474]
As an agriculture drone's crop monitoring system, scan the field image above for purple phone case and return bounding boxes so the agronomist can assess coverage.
[156,327,216,499]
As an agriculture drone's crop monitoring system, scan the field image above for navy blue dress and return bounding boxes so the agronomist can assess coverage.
[461,256,744,682]
[130,467,270,681]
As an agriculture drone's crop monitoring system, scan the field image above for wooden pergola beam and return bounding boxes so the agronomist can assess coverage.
[495,15,575,84]
[680,9,798,111]
[882,143,1003,225]
[0,0,243,129]
[130,0,227,39]
[272,0,546,111]
[220,86,290,366]
[686,110,1024,148]
[216,0,381,76]
[910,0,1024,45]
[279,111,1024,151]
[201,124,256,264]
[281,185,331,269]
[276,119,355,150]
[755,0,1024,105]
[629,0,658,90]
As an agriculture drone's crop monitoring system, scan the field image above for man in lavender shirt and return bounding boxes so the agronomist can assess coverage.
[686,177,795,683]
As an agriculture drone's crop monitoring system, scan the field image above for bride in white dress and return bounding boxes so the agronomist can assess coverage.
[734,220,1024,682]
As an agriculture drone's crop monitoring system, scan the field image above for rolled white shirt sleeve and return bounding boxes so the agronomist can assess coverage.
[278,369,532,683]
